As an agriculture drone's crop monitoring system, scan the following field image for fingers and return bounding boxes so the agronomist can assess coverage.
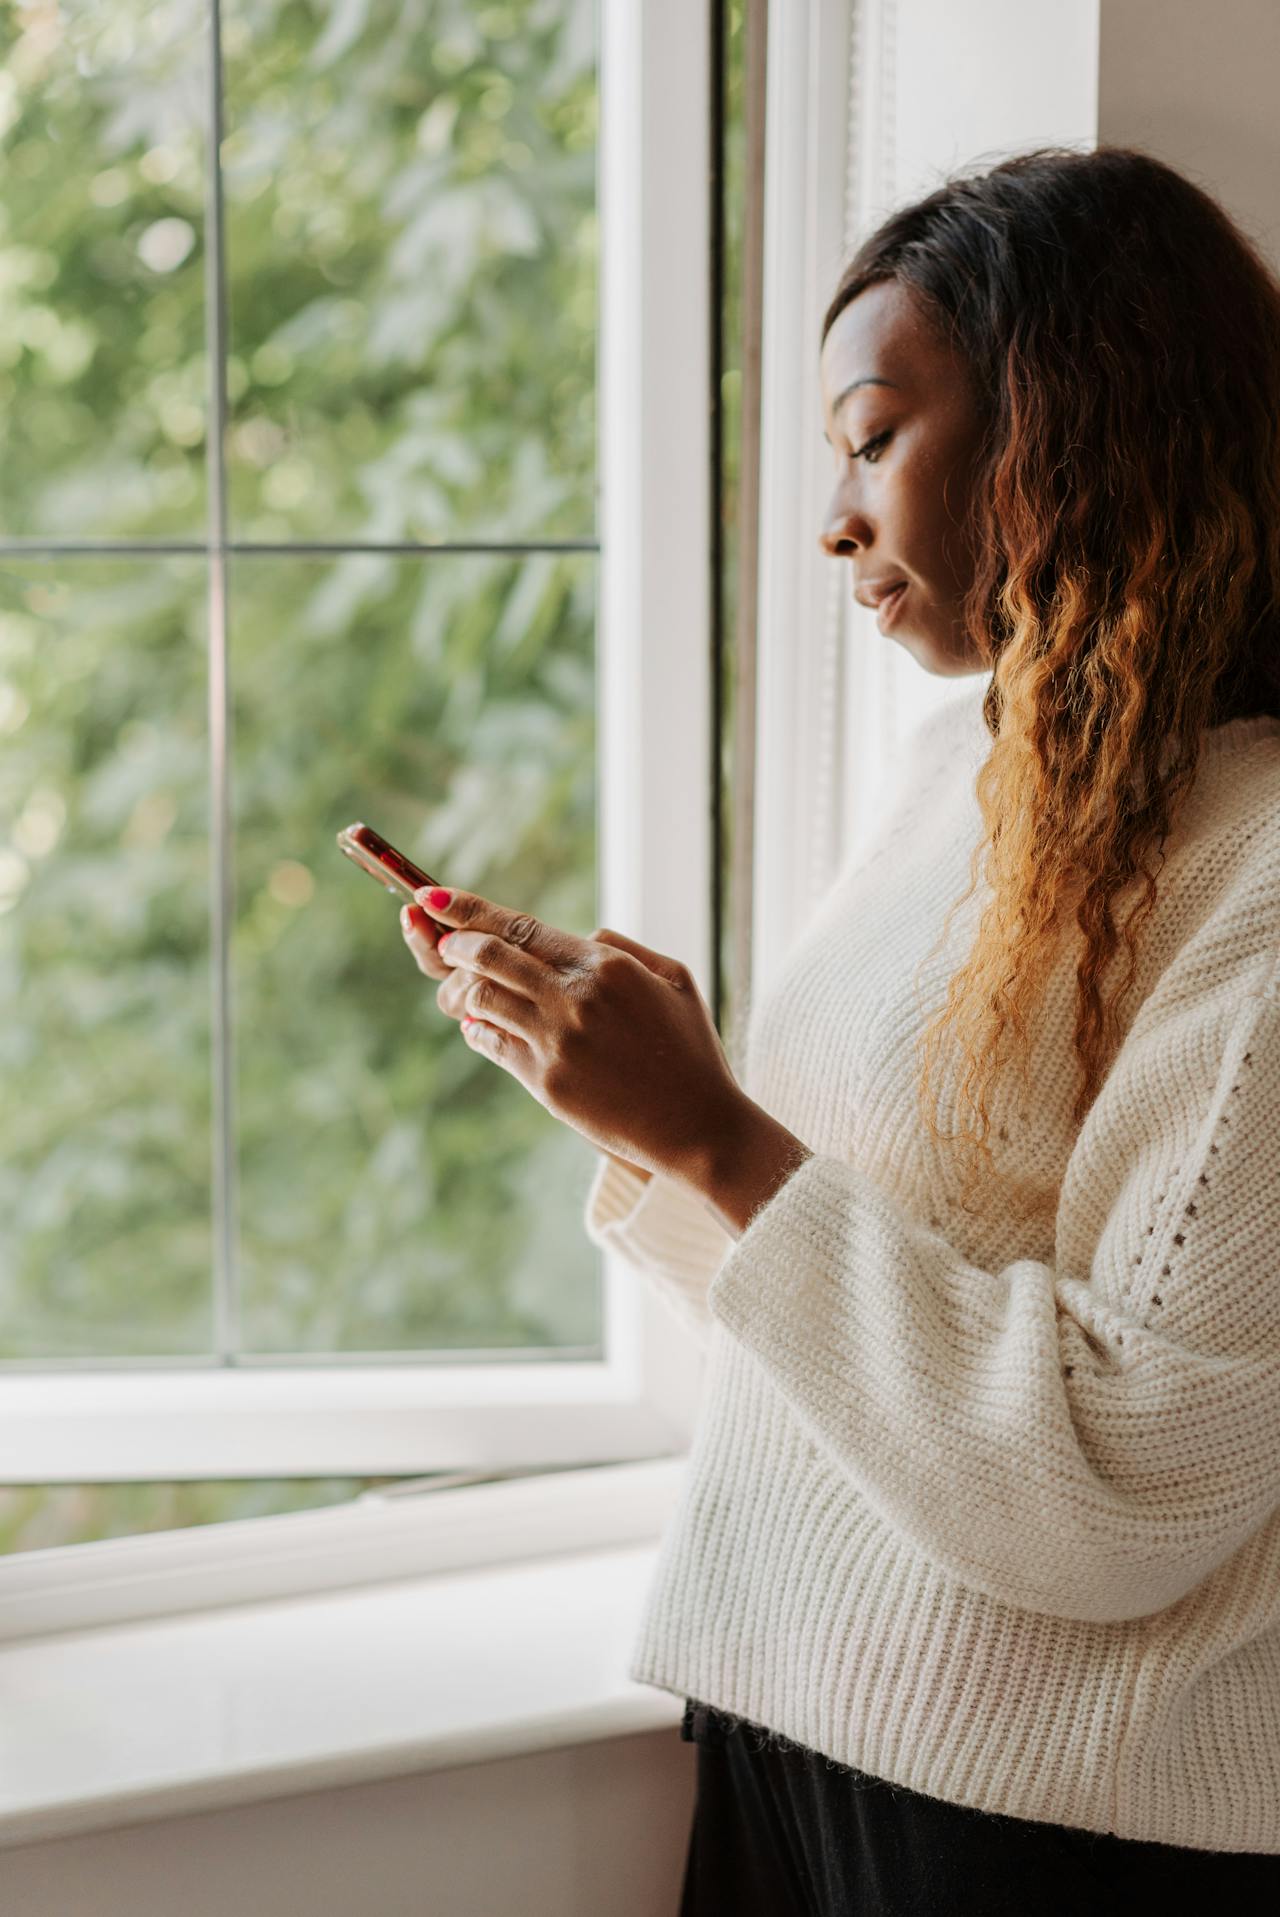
[591,926,688,988]
[400,904,477,1022]
[413,886,585,973]
[401,904,450,979]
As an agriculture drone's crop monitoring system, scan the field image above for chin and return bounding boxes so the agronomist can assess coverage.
[894,620,984,677]
[893,632,958,676]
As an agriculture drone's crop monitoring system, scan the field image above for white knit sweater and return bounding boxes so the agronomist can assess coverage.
[583,679,1280,1853]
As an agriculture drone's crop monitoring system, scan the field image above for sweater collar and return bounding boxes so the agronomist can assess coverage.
[1196,711,1280,762]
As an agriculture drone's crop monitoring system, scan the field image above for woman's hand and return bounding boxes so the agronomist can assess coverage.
[402,896,651,1181]
[400,900,477,1015]
[398,886,748,1188]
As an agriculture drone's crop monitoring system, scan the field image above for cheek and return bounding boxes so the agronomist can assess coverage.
[884,450,947,568]
[906,444,980,582]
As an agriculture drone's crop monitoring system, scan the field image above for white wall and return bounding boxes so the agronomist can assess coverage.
[1098,0,1280,271]
[0,1730,696,1917]
[889,0,1099,213]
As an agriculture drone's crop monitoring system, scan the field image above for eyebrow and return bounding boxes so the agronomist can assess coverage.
[823,376,899,443]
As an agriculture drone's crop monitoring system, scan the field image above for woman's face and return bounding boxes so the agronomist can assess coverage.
[819,277,989,677]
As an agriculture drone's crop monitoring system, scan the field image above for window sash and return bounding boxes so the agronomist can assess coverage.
[2,0,714,1489]
[0,1457,688,1646]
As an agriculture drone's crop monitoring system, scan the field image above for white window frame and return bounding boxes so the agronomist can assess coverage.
[0,0,1106,1650]
[753,0,971,1005]
[0,0,713,1625]
[752,0,1100,1006]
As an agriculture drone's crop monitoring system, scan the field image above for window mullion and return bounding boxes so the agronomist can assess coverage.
[204,0,238,1358]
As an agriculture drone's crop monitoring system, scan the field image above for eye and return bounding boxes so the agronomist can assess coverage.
[827,426,894,466]
[854,429,892,464]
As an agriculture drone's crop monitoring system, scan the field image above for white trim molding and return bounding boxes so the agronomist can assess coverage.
[751,0,1101,1011]
[751,0,858,1007]
[0,1457,686,1646]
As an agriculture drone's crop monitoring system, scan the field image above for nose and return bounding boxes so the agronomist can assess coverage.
[818,481,872,559]
[819,523,858,559]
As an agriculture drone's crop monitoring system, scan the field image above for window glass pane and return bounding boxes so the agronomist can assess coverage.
[230,550,601,1354]
[0,0,208,538]
[0,1477,413,1554]
[220,0,598,544]
[0,559,212,1359]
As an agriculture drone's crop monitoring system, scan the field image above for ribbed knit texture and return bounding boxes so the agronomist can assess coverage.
[583,680,1280,1853]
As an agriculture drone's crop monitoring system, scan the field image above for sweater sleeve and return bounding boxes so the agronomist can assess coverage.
[706,954,1280,1624]
[583,1151,736,1347]
[578,694,995,1349]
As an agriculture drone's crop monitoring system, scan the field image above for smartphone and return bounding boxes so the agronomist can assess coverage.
[336,822,441,907]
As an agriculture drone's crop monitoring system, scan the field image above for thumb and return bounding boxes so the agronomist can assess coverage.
[590,926,688,989]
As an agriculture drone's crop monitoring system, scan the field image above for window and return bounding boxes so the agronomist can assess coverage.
[0,0,716,1603]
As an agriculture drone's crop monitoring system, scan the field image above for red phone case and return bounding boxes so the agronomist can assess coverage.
[336,822,440,907]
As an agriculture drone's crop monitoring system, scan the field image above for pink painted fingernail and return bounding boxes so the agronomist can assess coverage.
[427,888,452,909]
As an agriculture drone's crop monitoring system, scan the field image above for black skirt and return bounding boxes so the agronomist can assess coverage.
[678,1699,1280,1916]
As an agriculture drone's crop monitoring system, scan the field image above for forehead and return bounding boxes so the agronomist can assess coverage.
[820,277,951,404]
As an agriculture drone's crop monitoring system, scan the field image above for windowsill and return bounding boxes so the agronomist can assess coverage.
[0,1541,680,1852]
[0,1457,692,1644]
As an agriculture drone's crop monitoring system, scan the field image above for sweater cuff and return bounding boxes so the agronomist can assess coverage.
[706,1148,842,1330]
[583,1151,737,1342]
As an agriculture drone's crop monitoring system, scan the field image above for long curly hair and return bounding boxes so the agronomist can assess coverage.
[822,146,1280,1215]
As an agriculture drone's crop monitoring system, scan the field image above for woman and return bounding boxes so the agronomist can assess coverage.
[402,145,1280,1909]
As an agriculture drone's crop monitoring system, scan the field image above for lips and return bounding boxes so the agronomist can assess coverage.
[853,576,908,611]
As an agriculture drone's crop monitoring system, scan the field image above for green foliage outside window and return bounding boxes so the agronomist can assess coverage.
[0,0,747,1554]
[0,0,608,1549]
